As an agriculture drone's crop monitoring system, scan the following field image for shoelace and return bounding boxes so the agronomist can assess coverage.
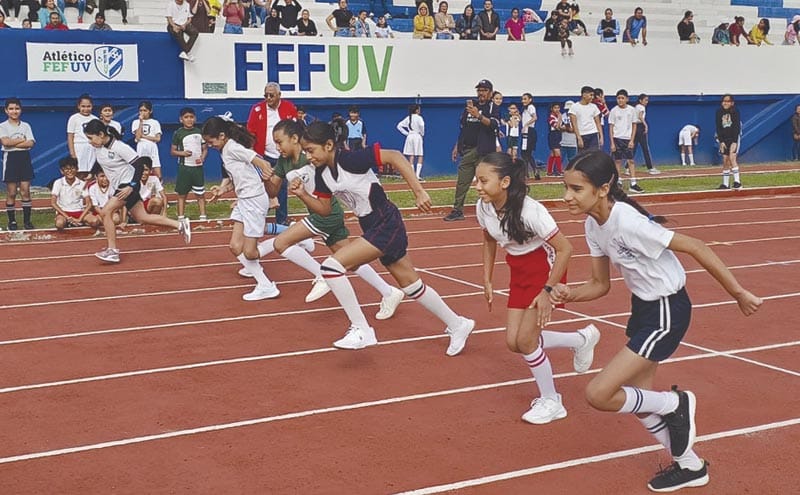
[654,462,681,479]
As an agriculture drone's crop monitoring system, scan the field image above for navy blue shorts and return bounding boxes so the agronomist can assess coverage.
[626,287,692,362]
[114,183,143,211]
[3,151,34,183]
[580,133,600,151]
[359,201,408,266]
[548,131,562,150]
[612,138,634,160]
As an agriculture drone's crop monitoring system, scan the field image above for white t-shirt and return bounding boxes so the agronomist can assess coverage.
[52,177,86,212]
[84,182,114,209]
[286,164,317,196]
[221,139,266,199]
[95,139,138,190]
[0,120,35,152]
[67,113,97,144]
[568,103,601,136]
[635,103,647,125]
[264,106,281,159]
[107,119,123,136]
[476,196,559,257]
[608,105,638,140]
[522,103,537,131]
[139,175,164,201]
[131,118,162,140]
[560,112,577,147]
[585,202,686,301]
[166,0,191,25]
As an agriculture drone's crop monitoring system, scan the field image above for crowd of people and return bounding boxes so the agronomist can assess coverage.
[0,0,128,27]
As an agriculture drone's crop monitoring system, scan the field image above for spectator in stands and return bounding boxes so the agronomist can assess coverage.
[4,0,38,22]
[412,3,433,39]
[39,0,66,28]
[623,6,647,46]
[250,0,266,27]
[455,4,478,40]
[792,104,800,160]
[22,17,32,27]
[272,0,301,34]
[167,0,199,62]
[597,8,619,42]
[374,14,392,37]
[52,157,87,230]
[728,16,752,46]
[784,15,800,45]
[264,7,280,33]
[543,10,559,41]
[88,11,110,29]
[554,0,570,21]
[296,8,317,35]
[58,0,85,23]
[677,10,698,43]
[354,9,371,37]
[712,23,730,45]
[188,0,211,32]
[369,0,387,19]
[505,7,525,41]
[558,16,573,55]
[326,0,352,37]
[749,18,772,45]
[568,3,588,36]
[207,0,221,29]
[0,9,8,26]
[99,0,127,25]
[477,0,499,40]
[222,0,245,33]
[434,1,455,39]
[45,9,67,28]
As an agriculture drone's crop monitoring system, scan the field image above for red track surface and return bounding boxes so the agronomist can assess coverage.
[1,192,798,494]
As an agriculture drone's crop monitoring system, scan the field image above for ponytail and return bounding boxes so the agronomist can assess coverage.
[83,118,121,142]
[303,120,347,149]
[567,151,667,224]
[481,152,534,244]
[201,115,256,149]
[273,118,304,139]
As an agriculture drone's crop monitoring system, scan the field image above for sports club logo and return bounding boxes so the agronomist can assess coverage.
[94,46,124,80]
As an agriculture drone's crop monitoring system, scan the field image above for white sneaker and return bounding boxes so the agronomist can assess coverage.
[238,267,254,278]
[242,283,280,301]
[305,276,331,303]
[521,394,568,425]
[95,247,120,263]
[298,237,315,253]
[199,215,208,221]
[178,217,191,244]
[648,168,661,175]
[573,324,601,373]
[445,317,475,356]
[375,287,404,320]
[178,51,189,60]
[333,325,378,350]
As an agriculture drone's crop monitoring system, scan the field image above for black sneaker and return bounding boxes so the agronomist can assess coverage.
[534,172,542,181]
[630,183,644,193]
[443,209,465,222]
[717,184,729,190]
[662,385,697,457]
[733,181,742,189]
[24,222,35,230]
[8,221,17,231]
[647,461,709,492]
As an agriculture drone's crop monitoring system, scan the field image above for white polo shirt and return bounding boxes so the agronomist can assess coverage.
[476,196,559,256]
[52,177,86,212]
[95,139,138,190]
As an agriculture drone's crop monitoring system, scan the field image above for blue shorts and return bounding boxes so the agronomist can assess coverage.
[548,131,562,150]
[613,138,634,160]
[580,133,600,151]
[358,200,408,266]
[626,287,692,362]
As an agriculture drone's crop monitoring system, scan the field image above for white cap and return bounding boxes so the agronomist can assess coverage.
[564,100,575,109]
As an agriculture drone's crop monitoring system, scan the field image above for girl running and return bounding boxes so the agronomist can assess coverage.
[203,115,280,301]
[292,121,474,352]
[66,94,97,179]
[476,152,599,424]
[132,101,163,179]
[554,151,762,492]
[396,104,425,181]
[83,120,191,264]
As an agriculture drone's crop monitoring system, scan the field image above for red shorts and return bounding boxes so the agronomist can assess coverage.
[142,198,150,210]
[505,248,567,309]
[64,210,83,220]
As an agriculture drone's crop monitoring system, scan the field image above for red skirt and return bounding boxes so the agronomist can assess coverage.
[505,248,566,309]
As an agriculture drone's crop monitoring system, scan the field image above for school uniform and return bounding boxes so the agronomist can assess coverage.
[139,175,164,210]
[313,144,406,266]
[678,125,699,146]
[585,202,690,361]
[66,113,97,173]
[568,102,601,150]
[547,113,562,150]
[0,120,35,183]
[346,119,367,150]
[396,114,425,156]
[221,139,270,238]
[608,105,637,160]
[476,196,565,309]
[52,177,86,218]
[84,181,114,211]
[94,138,142,210]
[132,118,163,169]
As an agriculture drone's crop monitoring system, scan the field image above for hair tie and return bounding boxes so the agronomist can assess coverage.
[217,111,234,122]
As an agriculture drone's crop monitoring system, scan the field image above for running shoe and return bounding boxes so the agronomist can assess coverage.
[375,287,404,320]
[522,394,567,424]
[95,247,120,263]
[445,317,475,356]
[573,324,601,373]
[647,461,709,492]
[663,386,697,457]
[305,276,331,303]
[242,283,280,301]
[333,325,378,350]
[178,217,191,244]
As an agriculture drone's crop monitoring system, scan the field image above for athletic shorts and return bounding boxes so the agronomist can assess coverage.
[521,127,537,152]
[302,210,350,247]
[358,200,408,266]
[114,183,142,210]
[507,136,519,149]
[506,248,566,309]
[580,133,600,151]
[548,131,562,150]
[678,129,694,146]
[2,150,34,183]
[626,287,692,362]
[612,138,634,160]
[719,138,739,156]
[175,165,205,195]
[62,210,83,220]
[231,192,269,238]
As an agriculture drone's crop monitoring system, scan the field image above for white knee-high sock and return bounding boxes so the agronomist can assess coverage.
[523,347,557,398]
[681,152,686,165]
[619,386,679,415]
[688,153,695,165]
[541,330,584,349]
[257,238,276,258]
[639,414,704,470]
[415,162,423,178]
[281,245,321,276]
[237,253,272,287]
[321,257,370,329]
[722,169,731,187]
[402,278,460,329]
[354,264,392,297]
[732,166,740,182]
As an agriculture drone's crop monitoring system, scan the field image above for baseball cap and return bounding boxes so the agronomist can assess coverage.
[564,100,575,109]
[475,79,493,91]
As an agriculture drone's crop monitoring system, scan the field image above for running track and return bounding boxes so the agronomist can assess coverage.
[0,192,798,494]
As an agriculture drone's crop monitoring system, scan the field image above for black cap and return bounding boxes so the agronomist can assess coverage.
[475,79,493,91]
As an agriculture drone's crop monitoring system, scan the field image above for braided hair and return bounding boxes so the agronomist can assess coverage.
[566,151,667,224]
[481,152,535,244]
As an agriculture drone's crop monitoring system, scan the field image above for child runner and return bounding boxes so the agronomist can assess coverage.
[476,152,600,424]
[202,115,279,301]
[608,89,644,193]
[132,101,163,179]
[51,157,87,230]
[245,119,405,318]
[171,107,208,220]
[715,94,742,190]
[555,151,762,492]
[98,103,122,136]
[546,102,564,176]
[396,104,425,181]
[293,121,475,352]
[83,120,190,263]
[678,124,700,166]
[1,97,36,230]
[66,94,97,179]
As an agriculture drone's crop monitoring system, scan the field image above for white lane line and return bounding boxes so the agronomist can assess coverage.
[393,418,800,495]
[0,345,797,466]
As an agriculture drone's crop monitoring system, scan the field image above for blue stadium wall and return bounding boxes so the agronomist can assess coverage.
[3,30,798,186]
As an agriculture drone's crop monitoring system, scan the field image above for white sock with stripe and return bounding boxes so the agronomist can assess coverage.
[402,278,460,329]
[257,238,275,258]
[523,347,557,398]
[281,245,321,276]
[732,167,740,183]
[639,414,704,470]
[722,170,731,187]
[355,264,393,297]
[619,386,679,415]
[541,330,584,349]
[320,257,370,330]
[236,254,273,287]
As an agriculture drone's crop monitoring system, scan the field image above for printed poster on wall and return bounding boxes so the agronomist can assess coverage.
[26,42,139,82]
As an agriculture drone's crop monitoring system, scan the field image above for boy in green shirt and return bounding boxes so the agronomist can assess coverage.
[171,107,208,220]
